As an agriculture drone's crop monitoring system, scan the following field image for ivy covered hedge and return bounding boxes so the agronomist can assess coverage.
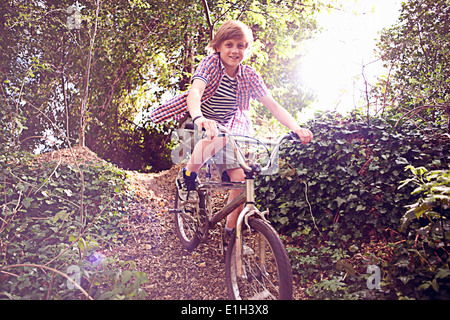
[256,112,449,299]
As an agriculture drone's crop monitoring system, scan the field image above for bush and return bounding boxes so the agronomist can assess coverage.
[256,111,449,299]
[397,166,449,299]
[0,149,148,300]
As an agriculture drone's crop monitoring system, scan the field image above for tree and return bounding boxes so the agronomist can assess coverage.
[374,0,450,130]
[1,0,318,171]
[1,0,78,152]
[159,0,319,119]
[1,0,180,159]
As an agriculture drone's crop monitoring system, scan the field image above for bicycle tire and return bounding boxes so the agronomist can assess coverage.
[173,188,204,251]
[225,218,293,300]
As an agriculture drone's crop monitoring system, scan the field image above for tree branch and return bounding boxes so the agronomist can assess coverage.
[1,263,93,300]
[201,0,214,40]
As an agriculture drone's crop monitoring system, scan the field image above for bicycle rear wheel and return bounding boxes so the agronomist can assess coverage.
[225,218,293,300]
[173,188,205,251]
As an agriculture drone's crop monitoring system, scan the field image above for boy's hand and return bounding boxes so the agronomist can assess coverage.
[194,116,218,140]
[294,128,313,145]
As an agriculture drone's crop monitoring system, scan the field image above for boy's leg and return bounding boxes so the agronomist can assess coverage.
[177,137,227,201]
[185,137,227,173]
[223,168,254,256]
[225,168,245,229]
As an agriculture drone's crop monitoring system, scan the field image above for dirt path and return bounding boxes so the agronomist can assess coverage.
[36,146,304,299]
[108,164,305,300]
[107,165,229,299]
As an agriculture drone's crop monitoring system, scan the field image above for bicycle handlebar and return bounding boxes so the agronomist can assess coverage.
[182,122,302,175]
[241,129,300,174]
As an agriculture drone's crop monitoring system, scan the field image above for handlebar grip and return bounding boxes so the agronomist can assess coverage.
[183,123,206,131]
[288,131,301,142]
[184,123,195,130]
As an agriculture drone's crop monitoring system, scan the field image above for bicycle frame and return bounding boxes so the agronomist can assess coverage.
[192,125,298,278]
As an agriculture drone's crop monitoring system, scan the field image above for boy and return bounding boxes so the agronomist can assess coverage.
[150,20,313,240]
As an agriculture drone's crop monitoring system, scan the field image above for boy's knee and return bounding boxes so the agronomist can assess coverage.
[226,168,245,182]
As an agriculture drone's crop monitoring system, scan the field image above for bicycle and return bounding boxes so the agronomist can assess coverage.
[170,123,301,300]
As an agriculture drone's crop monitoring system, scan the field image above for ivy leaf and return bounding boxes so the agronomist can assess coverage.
[335,197,346,207]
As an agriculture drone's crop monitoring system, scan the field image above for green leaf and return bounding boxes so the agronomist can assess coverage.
[435,268,450,279]
[122,270,133,284]
[22,197,33,208]
[414,202,430,219]
[78,237,86,253]
[279,217,289,225]
[335,197,346,207]
[53,210,70,223]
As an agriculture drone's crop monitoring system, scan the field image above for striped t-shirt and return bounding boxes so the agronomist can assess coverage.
[149,53,269,135]
[201,74,237,125]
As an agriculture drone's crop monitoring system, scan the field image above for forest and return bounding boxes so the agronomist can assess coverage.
[0,0,449,300]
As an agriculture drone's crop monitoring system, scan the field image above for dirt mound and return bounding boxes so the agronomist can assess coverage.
[34,145,110,166]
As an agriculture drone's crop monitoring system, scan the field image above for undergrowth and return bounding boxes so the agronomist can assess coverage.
[0,149,148,300]
[256,111,449,299]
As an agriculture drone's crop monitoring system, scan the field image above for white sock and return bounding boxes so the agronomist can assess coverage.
[225,226,234,234]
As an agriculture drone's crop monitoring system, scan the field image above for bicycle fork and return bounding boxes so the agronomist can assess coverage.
[235,176,269,279]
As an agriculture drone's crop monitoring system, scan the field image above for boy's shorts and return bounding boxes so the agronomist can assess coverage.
[211,139,241,178]
[176,118,241,178]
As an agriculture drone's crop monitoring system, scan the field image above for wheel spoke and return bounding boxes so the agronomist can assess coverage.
[173,187,203,251]
[248,289,273,300]
[226,219,292,300]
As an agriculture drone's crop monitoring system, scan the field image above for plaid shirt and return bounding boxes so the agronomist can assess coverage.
[149,53,268,135]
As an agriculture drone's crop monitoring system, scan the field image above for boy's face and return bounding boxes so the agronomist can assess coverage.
[217,38,248,74]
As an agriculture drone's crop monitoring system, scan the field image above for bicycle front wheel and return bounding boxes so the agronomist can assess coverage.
[225,218,293,300]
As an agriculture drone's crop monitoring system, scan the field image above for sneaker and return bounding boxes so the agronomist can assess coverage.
[176,168,198,202]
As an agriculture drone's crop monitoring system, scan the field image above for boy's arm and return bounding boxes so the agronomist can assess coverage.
[258,94,313,145]
[187,79,205,119]
[187,79,218,139]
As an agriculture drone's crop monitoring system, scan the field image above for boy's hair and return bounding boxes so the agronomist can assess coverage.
[206,20,254,55]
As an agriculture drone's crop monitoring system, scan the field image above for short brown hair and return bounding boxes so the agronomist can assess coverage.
[206,20,254,55]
